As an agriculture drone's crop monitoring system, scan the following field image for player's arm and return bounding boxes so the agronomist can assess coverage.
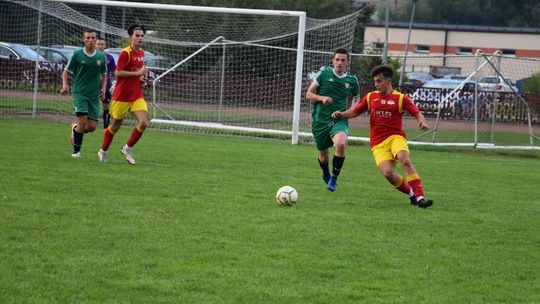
[115,51,149,78]
[306,80,332,105]
[404,95,430,130]
[414,112,429,130]
[332,95,364,119]
[116,67,148,77]
[100,73,107,101]
[60,69,70,95]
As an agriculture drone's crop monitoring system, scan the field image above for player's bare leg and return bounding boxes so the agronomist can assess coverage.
[121,110,148,165]
[378,159,417,206]
[396,151,433,208]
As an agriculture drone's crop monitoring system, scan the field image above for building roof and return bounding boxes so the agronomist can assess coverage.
[368,21,540,34]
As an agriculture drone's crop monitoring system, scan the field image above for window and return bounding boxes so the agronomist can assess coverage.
[501,49,516,56]
[0,45,17,59]
[457,47,472,54]
[414,45,430,53]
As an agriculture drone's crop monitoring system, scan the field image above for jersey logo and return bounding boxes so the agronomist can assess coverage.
[329,78,334,82]
[345,83,350,88]
[96,60,102,66]
[81,60,86,64]
[387,100,395,105]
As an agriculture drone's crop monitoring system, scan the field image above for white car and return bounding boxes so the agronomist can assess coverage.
[479,76,517,92]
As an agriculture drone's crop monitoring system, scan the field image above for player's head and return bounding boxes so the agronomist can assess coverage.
[96,36,106,51]
[332,48,350,75]
[127,23,145,48]
[82,28,98,49]
[371,65,394,91]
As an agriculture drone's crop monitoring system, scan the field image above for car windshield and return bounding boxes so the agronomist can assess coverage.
[482,77,498,83]
[10,44,46,61]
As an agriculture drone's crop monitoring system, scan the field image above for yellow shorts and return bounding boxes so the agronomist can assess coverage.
[110,98,147,120]
[371,135,409,166]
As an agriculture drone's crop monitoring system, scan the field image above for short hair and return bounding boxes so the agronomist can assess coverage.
[82,28,97,36]
[127,23,146,36]
[371,65,394,79]
[96,36,105,41]
[333,48,350,60]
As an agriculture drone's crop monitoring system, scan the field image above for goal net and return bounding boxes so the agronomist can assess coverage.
[349,51,540,149]
[0,0,359,144]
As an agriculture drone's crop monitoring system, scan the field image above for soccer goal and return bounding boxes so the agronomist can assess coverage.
[366,51,540,149]
[0,0,359,144]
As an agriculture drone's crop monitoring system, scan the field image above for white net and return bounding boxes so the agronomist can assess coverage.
[348,52,540,148]
[0,0,359,142]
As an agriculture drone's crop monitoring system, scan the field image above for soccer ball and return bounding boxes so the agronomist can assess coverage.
[275,186,298,206]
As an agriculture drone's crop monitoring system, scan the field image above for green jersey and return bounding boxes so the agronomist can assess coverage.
[66,48,106,101]
[311,66,360,124]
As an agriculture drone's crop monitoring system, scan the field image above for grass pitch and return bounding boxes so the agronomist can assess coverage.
[0,118,539,303]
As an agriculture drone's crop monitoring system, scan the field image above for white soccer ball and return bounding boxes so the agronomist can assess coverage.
[275,186,298,206]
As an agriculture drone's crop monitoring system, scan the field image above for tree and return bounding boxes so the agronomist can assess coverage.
[376,0,540,28]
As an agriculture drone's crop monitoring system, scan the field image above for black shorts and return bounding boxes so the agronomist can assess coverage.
[102,91,112,104]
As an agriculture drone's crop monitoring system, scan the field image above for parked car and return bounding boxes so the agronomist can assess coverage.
[422,79,476,91]
[31,46,74,64]
[0,42,47,61]
[406,72,434,87]
[144,56,175,71]
[479,76,517,92]
[442,74,468,80]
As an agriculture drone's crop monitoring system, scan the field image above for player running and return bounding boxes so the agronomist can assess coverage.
[61,28,107,158]
[98,23,149,165]
[306,48,360,192]
[332,65,433,208]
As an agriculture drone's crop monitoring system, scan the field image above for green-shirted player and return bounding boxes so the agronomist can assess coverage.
[61,28,107,158]
[306,48,360,191]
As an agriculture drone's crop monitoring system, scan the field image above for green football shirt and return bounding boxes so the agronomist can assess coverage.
[66,48,106,101]
[311,66,360,124]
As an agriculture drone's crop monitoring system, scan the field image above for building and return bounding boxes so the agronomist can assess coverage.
[363,22,540,80]
[365,22,540,58]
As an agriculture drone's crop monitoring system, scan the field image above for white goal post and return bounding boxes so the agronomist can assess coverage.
[2,0,358,145]
[48,0,307,144]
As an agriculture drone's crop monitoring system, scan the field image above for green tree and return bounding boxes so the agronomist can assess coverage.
[377,0,540,27]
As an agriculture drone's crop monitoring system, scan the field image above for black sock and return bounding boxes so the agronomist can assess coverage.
[318,158,330,178]
[103,110,110,128]
[332,155,345,177]
[73,129,84,153]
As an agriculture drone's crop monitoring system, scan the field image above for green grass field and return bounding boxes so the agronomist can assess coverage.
[1,118,539,303]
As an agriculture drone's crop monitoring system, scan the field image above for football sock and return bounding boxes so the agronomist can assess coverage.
[407,173,424,198]
[318,158,330,177]
[73,128,83,153]
[393,175,414,196]
[332,155,345,177]
[126,126,144,148]
[103,110,110,128]
[101,127,115,151]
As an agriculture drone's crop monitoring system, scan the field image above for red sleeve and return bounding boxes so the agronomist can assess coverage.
[403,95,420,116]
[353,95,369,113]
[116,51,129,72]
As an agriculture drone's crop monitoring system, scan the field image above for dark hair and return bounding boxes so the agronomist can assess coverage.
[96,36,105,41]
[127,23,146,36]
[82,28,97,36]
[371,65,394,79]
[333,48,350,60]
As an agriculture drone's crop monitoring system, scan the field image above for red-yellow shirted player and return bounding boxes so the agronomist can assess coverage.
[332,65,433,208]
[98,24,149,165]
